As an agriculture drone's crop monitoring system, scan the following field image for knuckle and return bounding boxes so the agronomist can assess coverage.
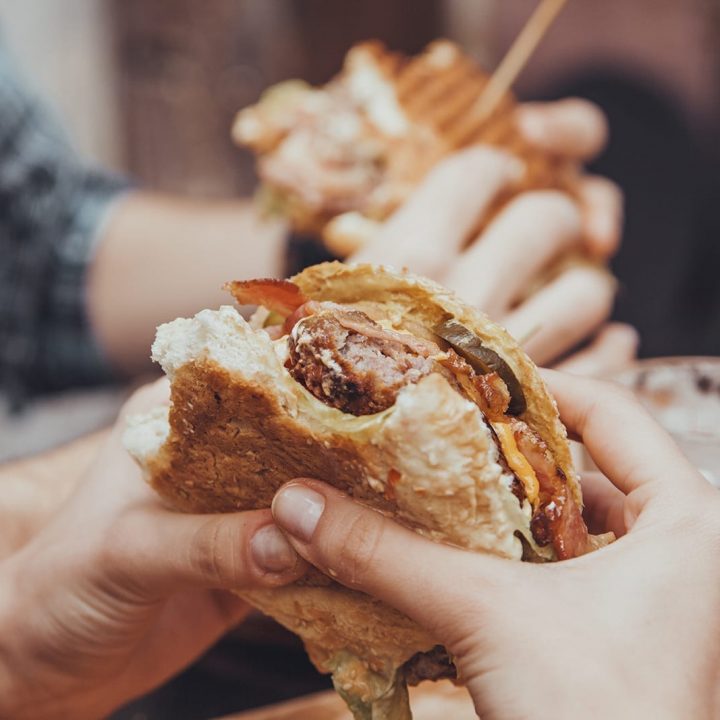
[507,190,581,228]
[433,567,512,648]
[697,497,720,549]
[190,518,245,587]
[331,510,385,589]
[562,266,616,306]
[659,491,720,547]
[575,379,635,430]
[431,146,511,183]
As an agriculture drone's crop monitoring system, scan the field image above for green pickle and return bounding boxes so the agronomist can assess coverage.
[434,318,527,415]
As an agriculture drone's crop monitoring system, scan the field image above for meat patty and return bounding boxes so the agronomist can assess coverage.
[285,306,591,558]
[287,310,437,416]
[403,646,456,685]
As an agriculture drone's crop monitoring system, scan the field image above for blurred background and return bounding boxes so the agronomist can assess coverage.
[3,0,720,365]
[2,1,720,717]
[2,0,719,360]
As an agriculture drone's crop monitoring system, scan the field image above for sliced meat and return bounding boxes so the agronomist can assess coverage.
[510,418,589,559]
[438,350,510,420]
[287,310,437,416]
[331,312,440,357]
[225,279,309,316]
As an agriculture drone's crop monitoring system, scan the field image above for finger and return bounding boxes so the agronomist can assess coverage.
[445,191,582,316]
[515,99,608,161]
[577,175,624,258]
[352,146,524,277]
[107,509,307,597]
[502,265,616,366]
[271,480,512,635]
[541,370,705,494]
[580,472,629,538]
[118,377,170,421]
[554,323,639,377]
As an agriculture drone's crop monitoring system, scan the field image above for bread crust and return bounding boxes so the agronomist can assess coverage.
[125,263,580,694]
[292,262,581,508]
[233,40,578,254]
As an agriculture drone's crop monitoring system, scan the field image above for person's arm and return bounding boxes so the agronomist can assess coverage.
[271,374,720,719]
[87,193,286,377]
[0,42,128,402]
[0,42,287,400]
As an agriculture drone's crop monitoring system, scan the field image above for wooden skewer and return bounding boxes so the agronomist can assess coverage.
[473,0,570,122]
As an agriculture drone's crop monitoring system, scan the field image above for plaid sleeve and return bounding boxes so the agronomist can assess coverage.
[0,44,130,406]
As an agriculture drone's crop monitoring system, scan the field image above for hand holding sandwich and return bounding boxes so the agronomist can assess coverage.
[0,380,306,720]
[0,321,706,720]
[272,372,720,720]
[354,99,636,373]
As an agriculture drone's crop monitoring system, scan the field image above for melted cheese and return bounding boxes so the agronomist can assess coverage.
[492,421,539,506]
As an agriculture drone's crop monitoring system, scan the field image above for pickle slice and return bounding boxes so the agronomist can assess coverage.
[434,319,527,415]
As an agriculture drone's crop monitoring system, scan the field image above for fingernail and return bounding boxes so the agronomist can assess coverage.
[272,485,325,542]
[250,525,298,573]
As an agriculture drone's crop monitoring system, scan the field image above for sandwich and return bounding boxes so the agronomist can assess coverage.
[125,262,610,720]
[233,40,579,257]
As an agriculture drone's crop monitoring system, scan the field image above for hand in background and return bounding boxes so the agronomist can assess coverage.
[272,372,720,720]
[353,98,636,373]
[0,380,305,720]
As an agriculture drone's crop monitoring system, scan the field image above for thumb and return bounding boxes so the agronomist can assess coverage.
[272,480,512,636]
[109,508,308,598]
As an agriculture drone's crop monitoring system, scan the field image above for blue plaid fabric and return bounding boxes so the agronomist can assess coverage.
[0,44,129,406]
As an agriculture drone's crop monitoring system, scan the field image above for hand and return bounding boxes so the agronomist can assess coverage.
[271,372,720,720]
[0,381,306,720]
[352,99,636,373]
[0,430,107,561]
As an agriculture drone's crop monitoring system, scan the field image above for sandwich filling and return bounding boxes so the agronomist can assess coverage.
[257,83,389,216]
[237,68,442,223]
[228,279,591,560]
